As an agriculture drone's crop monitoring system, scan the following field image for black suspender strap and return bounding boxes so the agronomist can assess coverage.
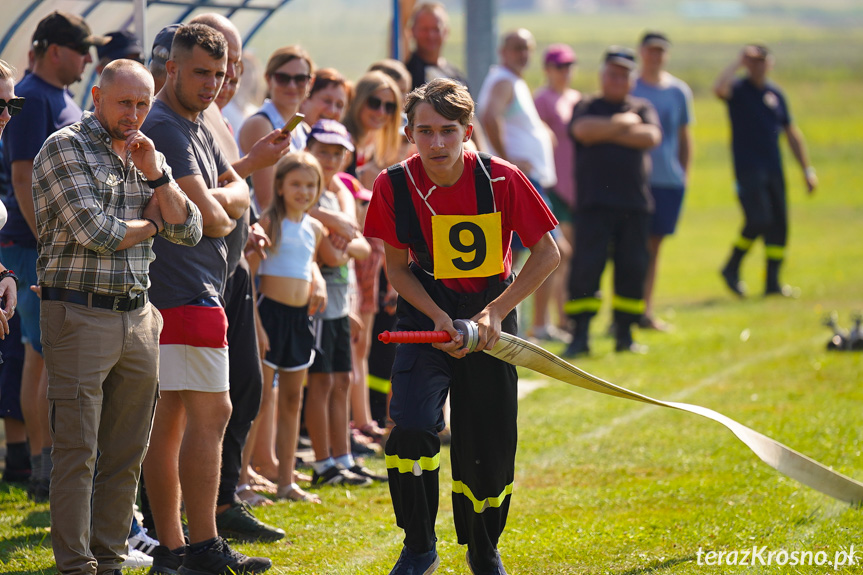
[473,152,495,215]
[388,162,434,272]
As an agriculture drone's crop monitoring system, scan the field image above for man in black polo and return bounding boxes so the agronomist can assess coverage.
[565,47,661,356]
[714,44,817,297]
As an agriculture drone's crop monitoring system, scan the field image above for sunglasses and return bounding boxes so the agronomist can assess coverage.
[62,43,92,56]
[272,72,311,87]
[367,95,398,115]
[551,61,575,70]
[0,98,25,116]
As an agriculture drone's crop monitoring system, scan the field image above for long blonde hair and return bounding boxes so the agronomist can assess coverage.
[263,151,324,252]
[343,70,402,167]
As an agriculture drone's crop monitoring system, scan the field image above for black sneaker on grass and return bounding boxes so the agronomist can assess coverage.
[178,537,271,575]
[216,501,285,543]
[148,544,185,575]
[349,464,388,483]
[466,549,508,575]
[310,465,372,487]
[389,545,439,575]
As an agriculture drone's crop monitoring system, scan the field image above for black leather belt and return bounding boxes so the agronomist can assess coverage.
[42,287,148,312]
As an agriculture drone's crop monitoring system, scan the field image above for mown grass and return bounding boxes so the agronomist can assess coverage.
[2,8,863,575]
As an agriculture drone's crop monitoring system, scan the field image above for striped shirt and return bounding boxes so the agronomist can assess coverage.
[33,111,203,297]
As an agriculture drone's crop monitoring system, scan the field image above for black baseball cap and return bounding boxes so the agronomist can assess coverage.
[603,46,637,70]
[640,31,671,49]
[150,24,180,66]
[32,11,109,53]
[97,30,143,62]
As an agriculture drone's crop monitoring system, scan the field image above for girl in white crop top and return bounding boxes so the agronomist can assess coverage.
[248,151,325,503]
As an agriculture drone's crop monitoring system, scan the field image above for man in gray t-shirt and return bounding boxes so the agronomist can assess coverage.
[139,23,271,574]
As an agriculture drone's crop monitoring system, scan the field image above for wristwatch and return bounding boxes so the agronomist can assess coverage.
[146,169,171,189]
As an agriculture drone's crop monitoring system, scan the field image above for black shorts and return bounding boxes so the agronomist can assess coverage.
[309,316,352,374]
[259,297,315,372]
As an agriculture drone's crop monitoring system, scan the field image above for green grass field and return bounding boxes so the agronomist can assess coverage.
[2,7,863,575]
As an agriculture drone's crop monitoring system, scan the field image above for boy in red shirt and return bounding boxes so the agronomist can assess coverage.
[364,78,559,575]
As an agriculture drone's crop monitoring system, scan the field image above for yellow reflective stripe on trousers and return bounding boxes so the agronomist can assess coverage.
[734,236,754,251]
[564,297,602,315]
[765,244,785,261]
[385,452,441,475]
[612,295,645,315]
[452,480,514,514]
[367,374,391,394]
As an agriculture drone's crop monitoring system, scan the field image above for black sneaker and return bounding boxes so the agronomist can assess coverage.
[27,476,49,503]
[216,501,285,543]
[178,537,271,575]
[466,550,508,575]
[149,544,185,575]
[349,464,388,483]
[389,545,440,575]
[310,465,372,487]
[765,284,799,298]
[721,265,746,297]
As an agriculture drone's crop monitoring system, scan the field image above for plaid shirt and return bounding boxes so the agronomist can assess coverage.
[34,112,202,296]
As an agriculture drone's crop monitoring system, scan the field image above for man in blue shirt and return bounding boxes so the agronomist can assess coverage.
[632,32,693,330]
[714,44,817,297]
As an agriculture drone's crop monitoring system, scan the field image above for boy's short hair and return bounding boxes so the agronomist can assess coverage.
[405,77,473,128]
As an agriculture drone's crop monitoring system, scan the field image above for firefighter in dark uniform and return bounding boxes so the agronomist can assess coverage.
[363,78,559,575]
[714,44,817,297]
[565,47,662,356]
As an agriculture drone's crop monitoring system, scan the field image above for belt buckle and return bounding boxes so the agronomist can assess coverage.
[112,296,123,312]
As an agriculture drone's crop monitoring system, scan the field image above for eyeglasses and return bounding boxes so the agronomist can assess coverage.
[367,96,398,115]
[271,72,311,87]
[0,98,25,116]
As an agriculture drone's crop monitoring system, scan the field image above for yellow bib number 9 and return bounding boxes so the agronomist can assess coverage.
[431,213,504,280]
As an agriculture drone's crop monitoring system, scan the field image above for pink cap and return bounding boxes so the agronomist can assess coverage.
[544,43,577,66]
[337,172,373,202]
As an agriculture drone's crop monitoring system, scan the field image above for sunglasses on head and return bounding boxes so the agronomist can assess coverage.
[0,98,25,116]
[367,95,397,115]
[272,72,311,87]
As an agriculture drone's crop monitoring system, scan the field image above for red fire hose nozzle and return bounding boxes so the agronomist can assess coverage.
[378,319,480,352]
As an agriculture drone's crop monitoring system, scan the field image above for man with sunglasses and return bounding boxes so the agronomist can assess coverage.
[0,10,108,503]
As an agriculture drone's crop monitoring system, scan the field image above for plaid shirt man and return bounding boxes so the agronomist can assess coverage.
[33,111,202,296]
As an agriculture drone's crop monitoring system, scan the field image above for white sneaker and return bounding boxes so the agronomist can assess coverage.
[128,526,159,555]
[121,547,154,567]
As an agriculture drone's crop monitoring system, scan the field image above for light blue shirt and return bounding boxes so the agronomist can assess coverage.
[632,74,693,188]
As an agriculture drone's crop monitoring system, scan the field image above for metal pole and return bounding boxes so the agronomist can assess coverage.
[391,0,401,60]
[134,0,147,61]
[466,0,497,97]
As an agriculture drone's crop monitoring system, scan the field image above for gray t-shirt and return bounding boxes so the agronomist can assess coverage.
[315,191,349,320]
[632,75,693,189]
[142,100,230,309]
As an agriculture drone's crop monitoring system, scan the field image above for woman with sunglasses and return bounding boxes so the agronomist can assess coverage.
[343,71,403,190]
[0,59,22,330]
[239,45,315,212]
